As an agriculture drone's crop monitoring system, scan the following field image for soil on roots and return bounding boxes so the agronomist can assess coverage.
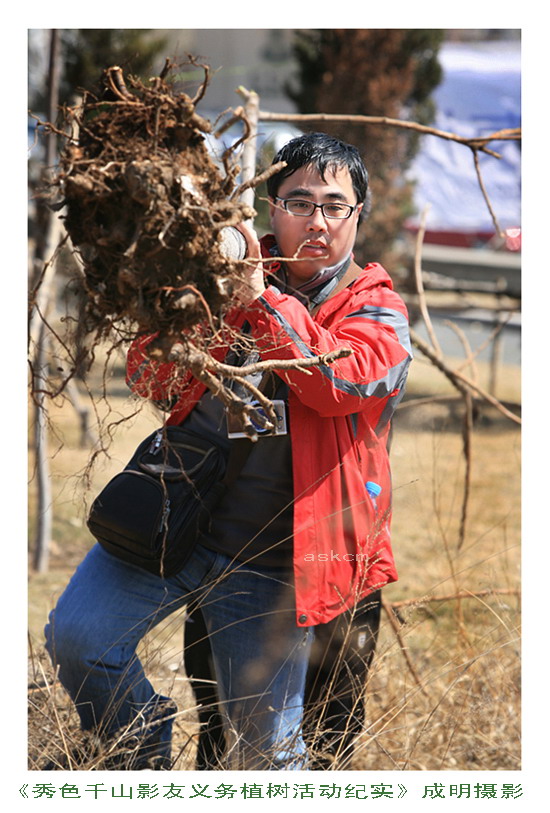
[54,63,255,361]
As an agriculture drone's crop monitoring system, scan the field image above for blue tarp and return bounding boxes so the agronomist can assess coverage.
[406,41,521,235]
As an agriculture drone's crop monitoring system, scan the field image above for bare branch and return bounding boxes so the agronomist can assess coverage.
[389,588,520,611]
[472,147,505,238]
[162,341,352,439]
[258,111,520,157]
[382,597,429,697]
[206,346,353,377]
[413,205,443,358]
[231,161,288,201]
[410,328,521,425]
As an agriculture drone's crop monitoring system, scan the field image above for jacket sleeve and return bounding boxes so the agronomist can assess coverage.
[244,280,413,419]
[126,333,191,407]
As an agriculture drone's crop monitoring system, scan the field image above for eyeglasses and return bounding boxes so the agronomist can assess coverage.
[275,197,357,220]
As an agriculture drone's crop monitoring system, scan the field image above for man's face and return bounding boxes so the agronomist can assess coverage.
[269,164,363,286]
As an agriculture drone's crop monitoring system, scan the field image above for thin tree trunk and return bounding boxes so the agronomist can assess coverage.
[33,319,52,573]
[31,29,61,572]
[238,88,259,210]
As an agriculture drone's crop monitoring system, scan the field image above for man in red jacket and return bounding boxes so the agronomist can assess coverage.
[45,132,412,770]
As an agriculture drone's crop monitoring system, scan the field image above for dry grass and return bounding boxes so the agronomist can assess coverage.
[27,347,521,771]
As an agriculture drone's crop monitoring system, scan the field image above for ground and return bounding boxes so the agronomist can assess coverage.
[28,345,520,771]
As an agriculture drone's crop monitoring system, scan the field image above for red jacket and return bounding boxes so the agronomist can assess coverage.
[126,238,412,626]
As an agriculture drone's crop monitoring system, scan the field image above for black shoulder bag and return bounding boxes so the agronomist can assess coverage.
[88,427,223,577]
[87,374,273,578]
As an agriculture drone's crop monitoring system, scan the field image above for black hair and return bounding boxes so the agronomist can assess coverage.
[266,132,370,211]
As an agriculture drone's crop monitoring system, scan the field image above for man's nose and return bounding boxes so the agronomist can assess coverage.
[306,207,328,230]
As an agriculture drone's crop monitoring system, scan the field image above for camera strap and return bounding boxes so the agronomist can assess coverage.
[222,369,275,486]
[310,259,363,316]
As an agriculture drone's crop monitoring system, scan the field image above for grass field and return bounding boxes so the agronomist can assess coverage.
[27,346,521,771]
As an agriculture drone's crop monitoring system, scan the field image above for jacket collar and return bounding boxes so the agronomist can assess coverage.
[260,234,352,310]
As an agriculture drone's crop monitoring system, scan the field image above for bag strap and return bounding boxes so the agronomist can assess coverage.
[310,259,363,316]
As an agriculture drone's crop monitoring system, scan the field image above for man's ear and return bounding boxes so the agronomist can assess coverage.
[353,201,364,225]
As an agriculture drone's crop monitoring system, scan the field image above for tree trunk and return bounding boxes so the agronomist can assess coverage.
[31,29,61,573]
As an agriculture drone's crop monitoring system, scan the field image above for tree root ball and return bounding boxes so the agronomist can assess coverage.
[55,63,255,359]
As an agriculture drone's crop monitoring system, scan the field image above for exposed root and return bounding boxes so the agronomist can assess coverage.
[34,59,348,438]
[51,61,256,358]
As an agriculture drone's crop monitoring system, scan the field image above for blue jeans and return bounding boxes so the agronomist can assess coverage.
[44,543,313,770]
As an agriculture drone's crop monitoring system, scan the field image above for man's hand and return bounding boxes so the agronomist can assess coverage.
[234,222,266,306]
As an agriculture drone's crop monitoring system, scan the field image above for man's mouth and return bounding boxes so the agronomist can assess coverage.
[300,240,329,255]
